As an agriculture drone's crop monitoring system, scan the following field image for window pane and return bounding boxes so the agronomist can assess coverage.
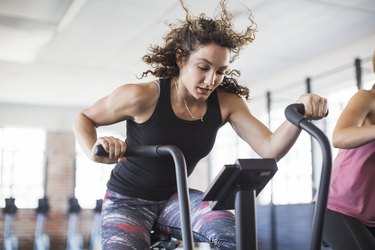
[0,127,46,208]
[75,151,112,209]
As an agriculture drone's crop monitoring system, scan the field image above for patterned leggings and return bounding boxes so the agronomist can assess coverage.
[101,189,236,250]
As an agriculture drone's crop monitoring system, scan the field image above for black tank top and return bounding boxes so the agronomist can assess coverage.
[107,78,222,200]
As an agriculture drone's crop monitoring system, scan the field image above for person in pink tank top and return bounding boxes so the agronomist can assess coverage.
[323,51,375,250]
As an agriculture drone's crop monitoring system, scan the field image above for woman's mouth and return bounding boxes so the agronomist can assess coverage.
[197,87,212,95]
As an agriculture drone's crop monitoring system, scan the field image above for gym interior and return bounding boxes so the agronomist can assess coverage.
[0,0,374,250]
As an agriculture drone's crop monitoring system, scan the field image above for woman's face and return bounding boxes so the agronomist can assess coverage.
[178,43,230,101]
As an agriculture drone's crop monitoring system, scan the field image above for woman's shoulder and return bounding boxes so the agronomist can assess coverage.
[109,80,161,122]
[216,88,250,123]
[353,87,375,107]
[216,88,248,106]
[357,84,375,95]
[114,80,160,100]
[117,80,159,91]
[216,88,243,98]
[349,86,375,124]
[107,80,160,113]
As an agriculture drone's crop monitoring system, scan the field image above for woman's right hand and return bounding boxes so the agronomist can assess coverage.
[91,136,127,164]
[296,93,328,120]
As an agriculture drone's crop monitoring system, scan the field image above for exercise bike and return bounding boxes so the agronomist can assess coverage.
[34,197,50,250]
[202,103,331,250]
[34,153,50,250]
[95,144,194,249]
[88,199,103,250]
[95,103,332,250]
[66,197,83,250]
[3,197,18,250]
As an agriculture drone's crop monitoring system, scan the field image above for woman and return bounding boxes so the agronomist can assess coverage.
[74,0,328,249]
[322,52,375,250]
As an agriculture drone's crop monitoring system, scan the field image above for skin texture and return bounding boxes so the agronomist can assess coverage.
[74,42,328,164]
[332,84,375,149]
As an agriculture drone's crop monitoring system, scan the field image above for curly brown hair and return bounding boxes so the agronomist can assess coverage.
[141,0,257,100]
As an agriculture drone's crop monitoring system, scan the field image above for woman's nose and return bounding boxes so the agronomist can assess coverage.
[205,73,215,87]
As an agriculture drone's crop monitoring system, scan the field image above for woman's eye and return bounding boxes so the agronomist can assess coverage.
[217,71,225,75]
[198,66,209,71]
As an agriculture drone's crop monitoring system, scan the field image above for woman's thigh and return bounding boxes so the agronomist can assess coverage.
[323,209,375,250]
[156,189,236,250]
[101,190,159,250]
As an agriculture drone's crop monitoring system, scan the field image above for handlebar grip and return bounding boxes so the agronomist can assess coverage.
[94,144,160,157]
[285,103,305,128]
[94,144,109,156]
[285,103,329,128]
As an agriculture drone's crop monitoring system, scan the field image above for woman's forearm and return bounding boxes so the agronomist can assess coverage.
[333,125,375,149]
[269,120,302,161]
[73,112,98,158]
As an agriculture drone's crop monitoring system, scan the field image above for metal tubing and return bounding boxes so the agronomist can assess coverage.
[354,58,362,90]
[285,104,332,250]
[235,189,257,250]
[266,91,278,250]
[95,144,194,250]
[156,146,194,250]
[43,152,49,198]
[34,214,46,238]
[299,122,332,250]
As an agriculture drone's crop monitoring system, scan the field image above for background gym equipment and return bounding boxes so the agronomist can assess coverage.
[66,197,83,250]
[66,155,83,250]
[88,199,103,250]
[34,151,50,250]
[2,149,19,250]
[3,197,18,250]
[34,197,50,250]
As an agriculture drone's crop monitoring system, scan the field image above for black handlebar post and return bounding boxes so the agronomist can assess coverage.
[285,104,332,250]
[95,144,194,250]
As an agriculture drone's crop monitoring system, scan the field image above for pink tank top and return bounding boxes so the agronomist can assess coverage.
[327,140,375,227]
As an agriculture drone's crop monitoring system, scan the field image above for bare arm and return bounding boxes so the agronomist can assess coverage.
[332,88,375,149]
[73,82,159,163]
[219,92,328,161]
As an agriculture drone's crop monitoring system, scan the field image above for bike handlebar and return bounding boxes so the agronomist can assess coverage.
[94,144,194,250]
[285,103,332,250]
[285,103,306,127]
[95,144,162,158]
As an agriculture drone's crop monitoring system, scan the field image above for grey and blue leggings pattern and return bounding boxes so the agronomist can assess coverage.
[101,189,235,250]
